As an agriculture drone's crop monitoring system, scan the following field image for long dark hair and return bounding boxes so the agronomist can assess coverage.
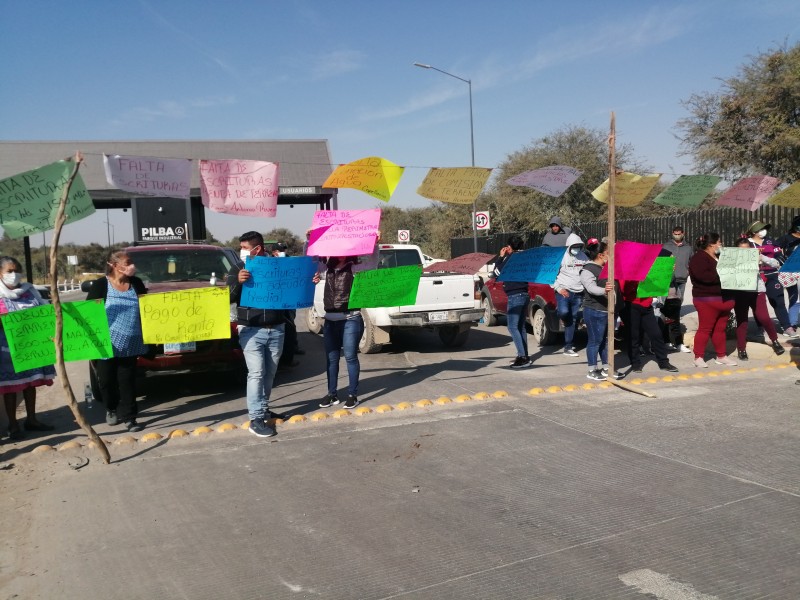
[585,241,608,261]
[696,232,721,251]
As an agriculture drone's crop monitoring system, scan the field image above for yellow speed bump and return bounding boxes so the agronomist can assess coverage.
[528,387,545,395]
[435,396,452,405]
[454,394,471,402]
[581,383,596,390]
[735,368,749,374]
[140,432,163,443]
[646,377,660,384]
[691,373,706,379]
[706,371,720,377]
[216,423,238,433]
[169,429,190,438]
[764,365,775,371]
[676,374,691,380]
[32,445,54,454]
[287,415,307,424]
[630,378,644,385]
[268,418,285,426]
[354,406,373,415]
[395,402,413,410]
[114,435,138,445]
[333,409,350,419]
[546,386,563,394]
[719,370,733,376]
[416,399,433,407]
[598,381,613,388]
[473,392,490,400]
[192,426,214,436]
[375,404,393,413]
[492,390,508,398]
[87,439,106,449]
[775,363,789,369]
[58,440,82,451]
[562,384,578,392]
[311,412,330,421]
[661,376,675,382]
[240,421,251,430]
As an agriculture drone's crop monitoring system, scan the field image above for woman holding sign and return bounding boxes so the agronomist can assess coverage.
[0,256,55,440]
[493,235,532,369]
[579,241,614,381]
[86,250,147,432]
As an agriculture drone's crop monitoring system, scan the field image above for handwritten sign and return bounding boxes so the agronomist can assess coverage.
[715,176,780,211]
[306,209,381,257]
[636,256,675,298]
[496,247,566,285]
[199,160,279,217]
[0,161,95,239]
[322,157,403,202]
[139,287,231,344]
[349,265,421,308]
[417,167,492,205]
[103,154,191,199]
[600,241,662,281]
[768,181,800,208]
[592,172,662,207]
[505,165,582,197]
[2,301,112,371]
[717,247,759,291]
[653,175,721,208]
[240,256,316,309]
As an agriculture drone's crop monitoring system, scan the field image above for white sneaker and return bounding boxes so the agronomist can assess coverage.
[563,347,579,357]
[678,344,691,353]
[714,356,737,366]
[693,356,708,368]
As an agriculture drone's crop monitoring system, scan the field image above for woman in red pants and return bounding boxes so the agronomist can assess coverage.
[688,232,736,367]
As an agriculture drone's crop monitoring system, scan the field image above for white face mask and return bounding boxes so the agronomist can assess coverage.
[277,252,286,257]
[240,249,251,261]
[2,272,22,288]
[569,248,580,256]
[756,229,768,238]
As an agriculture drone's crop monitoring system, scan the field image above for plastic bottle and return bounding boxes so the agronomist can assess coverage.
[84,383,93,408]
[209,272,217,286]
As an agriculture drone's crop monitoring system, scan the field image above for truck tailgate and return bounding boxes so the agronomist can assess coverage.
[398,273,476,312]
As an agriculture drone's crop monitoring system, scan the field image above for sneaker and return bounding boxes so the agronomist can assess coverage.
[600,367,609,378]
[344,395,358,409]
[510,356,532,369]
[125,420,144,433]
[738,350,749,361]
[587,369,606,381]
[659,362,679,373]
[563,347,579,357]
[781,327,799,339]
[665,343,677,351]
[106,411,118,426]
[319,394,340,408]
[714,356,737,366]
[678,344,692,353]
[772,340,786,355]
[613,370,625,379]
[248,418,276,438]
[631,365,643,373]
[693,356,708,368]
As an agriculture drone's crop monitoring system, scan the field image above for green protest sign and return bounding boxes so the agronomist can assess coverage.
[0,161,95,239]
[348,265,421,308]
[717,247,759,291]
[652,175,722,208]
[2,300,113,371]
[636,256,675,298]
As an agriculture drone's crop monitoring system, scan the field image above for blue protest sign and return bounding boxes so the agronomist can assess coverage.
[240,256,317,309]
[496,247,566,285]
[779,249,800,273]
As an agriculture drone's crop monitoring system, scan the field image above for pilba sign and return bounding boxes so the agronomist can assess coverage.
[140,226,186,242]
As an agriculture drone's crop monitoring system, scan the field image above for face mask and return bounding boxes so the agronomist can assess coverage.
[119,264,136,277]
[2,272,21,288]
[569,248,580,256]
[240,248,251,261]
[714,247,722,256]
[277,252,286,257]
[672,234,684,242]
[756,229,767,238]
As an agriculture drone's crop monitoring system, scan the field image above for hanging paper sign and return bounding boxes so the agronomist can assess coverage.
[103,154,191,199]
[505,165,582,197]
[652,175,722,208]
[199,160,279,217]
[592,172,661,207]
[767,181,800,208]
[717,247,759,291]
[306,209,381,257]
[636,256,675,298]
[417,167,492,205]
[599,241,662,281]
[139,287,231,344]
[322,157,403,202]
[0,161,95,239]
[348,265,421,308]
[715,176,780,211]
[239,256,317,310]
[496,247,566,285]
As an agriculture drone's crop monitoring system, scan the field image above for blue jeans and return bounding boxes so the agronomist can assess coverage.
[787,283,799,327]
[506,292,530,358]
[583,307,608,369]
[239,325,285,420]
[556,291,583,348]
[324,315,364,397]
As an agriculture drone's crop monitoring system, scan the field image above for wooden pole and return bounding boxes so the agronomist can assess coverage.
[49,152,111,464]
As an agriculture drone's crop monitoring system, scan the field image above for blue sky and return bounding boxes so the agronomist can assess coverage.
[2,0,798,248]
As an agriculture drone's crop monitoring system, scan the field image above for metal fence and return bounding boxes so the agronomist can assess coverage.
[451,205,800,258]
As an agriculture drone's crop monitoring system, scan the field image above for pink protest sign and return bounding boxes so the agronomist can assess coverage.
[715,176,780,211]
[307,209,381,257]
[199,160,279,217]
[600,241,662,281]
[505,165,582,197]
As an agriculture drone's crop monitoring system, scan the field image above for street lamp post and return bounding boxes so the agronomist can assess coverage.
[413,62,477,252]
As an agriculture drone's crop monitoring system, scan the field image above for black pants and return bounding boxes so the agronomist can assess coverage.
[623,303,669,368]
[764,275,790,330]
[279,312,297,365]
[92,357,138,422]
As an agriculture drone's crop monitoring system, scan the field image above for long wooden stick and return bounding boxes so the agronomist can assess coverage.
[49,152,111,463]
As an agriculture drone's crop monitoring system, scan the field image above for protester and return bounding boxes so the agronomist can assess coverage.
[775,215,800,332]
[228,231,286,438]
[86,250,147,432]
[580,241,614,380]
[687,233,736,367]
[732,238,785,360]
[661,225,693,352]
[619,277,679,373]
[312,234,381,408]
[542,216,572,247]
[553,233,587,357]
[493,235,532,369]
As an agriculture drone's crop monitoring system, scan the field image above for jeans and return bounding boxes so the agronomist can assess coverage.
[764,275,790,330]
[324,315,364,397]
[583,307,608,369]
[239,324,285,420]
[787,283,800,327]
[556,291,583,348]
[506,292,530,358]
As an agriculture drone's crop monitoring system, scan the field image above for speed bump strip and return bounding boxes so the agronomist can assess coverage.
[473,392,490,400]
[192,426,214,436]
[492,390,509,398]
[581,383,596,390]
[114,436,137,445]
[435,396,452,404]
[311,412,329,421]
[546,386,562,394]
[562,384,578,392]
[692,373,705,379]
[216,423,238,432]
[169,429,190,438]
[396,402,413,410]
[528,387,544,395]
[707,371,720,377]
[598,381,613,388]
[646,377,660,384]
[661,376,675,382]
[454,394,471,402]
[375,404,393,412]
[140,432,163,443]
[333,409,350,418]
[58,440,82,451]
[354,406,373,415]
[416,399,433,407]
[32,445,54,453]
[676,374,691,380]
[287,415,306,424]
[241,421,251,430]
[630,378,644,385]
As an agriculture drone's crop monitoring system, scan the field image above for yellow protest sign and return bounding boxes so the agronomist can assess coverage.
[322,156,404,202]
[416,167,492,204]
[768,181,800,208]
[138,287,231,344]
[592,172,662,207]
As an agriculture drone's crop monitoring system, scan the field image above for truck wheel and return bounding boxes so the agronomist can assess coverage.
[359,313,383,354]
[531,307,557,346]
[305,306,324,334]
[438,325,470,347]
[481,295,498,326]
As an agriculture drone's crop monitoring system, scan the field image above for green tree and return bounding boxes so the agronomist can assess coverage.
[263,227,303,256]
[677,42,800,182]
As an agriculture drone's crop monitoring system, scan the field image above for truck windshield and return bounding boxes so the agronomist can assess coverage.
[128,249,236,283]
[378,249,423,269]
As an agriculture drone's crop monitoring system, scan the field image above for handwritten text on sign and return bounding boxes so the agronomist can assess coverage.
[505,165,582,197]
[139,287,231,344]
[592,172,662,207]
[636,256,675,298]
[717,247,759,291]
[323,157,404,202]
[348,265,422,308]
[2,300,113,371]
[0,161,95,239]
[715,176,780,211]
[240,256,317,310]
[653,175,722,208]
[307,209,381,257]
[417,167,492,205]
[496,247,567,285]
[199,160,279,217]
[103,154,191,199]
[768,181,800,209]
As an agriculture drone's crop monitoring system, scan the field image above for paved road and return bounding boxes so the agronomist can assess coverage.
[2,310,799,599]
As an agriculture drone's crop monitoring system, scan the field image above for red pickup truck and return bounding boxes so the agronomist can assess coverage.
[480,276,564,346]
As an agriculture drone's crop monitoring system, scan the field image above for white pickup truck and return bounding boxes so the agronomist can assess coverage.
[305,244,484,353]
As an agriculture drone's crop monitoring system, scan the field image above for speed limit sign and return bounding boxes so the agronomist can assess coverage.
[473,211,490,230]
[398,230,410,242]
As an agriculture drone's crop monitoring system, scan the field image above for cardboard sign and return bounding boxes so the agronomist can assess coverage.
[496,247,567,285]
[322,157,404,202]
[715,176,780,211]
[417,167,492,205]
[600,241,662,281]
[240,256,317,309]
[505,165,582,197]
[103,154,191,199]
[139,287,231,344]
[306,209,381,257]
[592,172,661,207]
[717,247,759,291]
[348,265,421,308]
[199,159,279,217]
[636,256,675,298]
[652,175,721,208]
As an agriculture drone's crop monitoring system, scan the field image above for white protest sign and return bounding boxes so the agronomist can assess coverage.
[103,154,191,199]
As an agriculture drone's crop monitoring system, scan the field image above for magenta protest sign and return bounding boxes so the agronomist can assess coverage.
[307,209,381,257]
[199,160,279,217]
[599,241,662,281]
[715,176,780,211]
[103,154,191,199]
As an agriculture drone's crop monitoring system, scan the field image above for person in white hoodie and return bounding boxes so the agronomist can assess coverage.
[552,233,587,356]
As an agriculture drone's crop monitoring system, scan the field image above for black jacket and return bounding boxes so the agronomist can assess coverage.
[85,276,147,300]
